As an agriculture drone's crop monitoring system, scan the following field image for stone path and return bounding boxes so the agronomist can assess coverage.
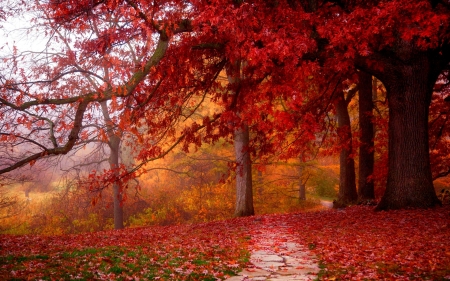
[320,200,334,209]
[225,220,320,281]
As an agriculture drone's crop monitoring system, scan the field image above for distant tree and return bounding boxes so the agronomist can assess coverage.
[296,156,316,202]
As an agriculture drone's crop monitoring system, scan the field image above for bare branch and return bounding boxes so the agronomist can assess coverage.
[0,99,89,174]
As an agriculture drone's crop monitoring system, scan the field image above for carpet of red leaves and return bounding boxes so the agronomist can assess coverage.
[248,205,450,280]
[1,205,449,280]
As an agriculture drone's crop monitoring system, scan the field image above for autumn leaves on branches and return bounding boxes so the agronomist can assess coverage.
[1,1,450,211]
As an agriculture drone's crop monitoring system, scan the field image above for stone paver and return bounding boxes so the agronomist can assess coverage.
[225,223,320,281]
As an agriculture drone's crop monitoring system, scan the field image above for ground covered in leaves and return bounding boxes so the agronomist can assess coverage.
[1,205,450,280]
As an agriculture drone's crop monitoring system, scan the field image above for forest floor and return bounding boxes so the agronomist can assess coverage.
[1,205,450,280]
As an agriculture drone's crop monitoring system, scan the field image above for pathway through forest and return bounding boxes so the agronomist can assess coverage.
[225,217,320,281]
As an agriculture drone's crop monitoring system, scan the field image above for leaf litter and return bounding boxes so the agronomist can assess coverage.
[1,205,450,280]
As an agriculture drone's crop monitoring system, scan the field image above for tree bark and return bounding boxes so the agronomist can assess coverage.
[298,162,306,201]
[375,54,441,210]
[233,124,255,217]
[335,91,358,206]
[227,60,255,217]
[358,70,375,201]
[109,135,124,229]
[101,101,124,229]
[299,184,306,201]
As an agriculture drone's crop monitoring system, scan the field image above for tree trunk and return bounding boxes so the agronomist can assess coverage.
[299,181,306,201]
[335,91,358,206]
[298,163,306,201]
[233,124,255,216]
[375,55,441,210]
[109,136,124,230]
[227,60,255,217]
[358,70,375,201]
[101,101,124,229]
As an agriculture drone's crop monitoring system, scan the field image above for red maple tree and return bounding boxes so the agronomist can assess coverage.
[1,0,450,215]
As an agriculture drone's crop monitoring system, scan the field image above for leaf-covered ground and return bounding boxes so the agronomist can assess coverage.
[1,205,450,280]
[257,206,450,280]
[0,220,250,280]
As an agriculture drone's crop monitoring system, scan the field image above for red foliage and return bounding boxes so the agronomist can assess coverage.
[430,89,450,180]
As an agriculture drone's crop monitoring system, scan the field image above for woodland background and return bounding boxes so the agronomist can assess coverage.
[1,1,450,280]
[0,0,449,235]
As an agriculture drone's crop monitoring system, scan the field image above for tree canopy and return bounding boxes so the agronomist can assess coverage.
[1,0,450,214]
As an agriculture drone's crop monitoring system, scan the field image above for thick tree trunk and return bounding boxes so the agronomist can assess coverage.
[375,55,440,210]
[233,124,255,216]
[227,60,255,217]
[335,91,358,206]
[358,71,375,201]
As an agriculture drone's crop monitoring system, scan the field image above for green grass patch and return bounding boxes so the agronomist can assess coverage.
[192,259,209,265]
[109,265,125,274]
[0,254,49,265]
[61,247,100,258]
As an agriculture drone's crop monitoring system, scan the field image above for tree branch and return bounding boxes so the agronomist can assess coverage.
[0,99,89,174]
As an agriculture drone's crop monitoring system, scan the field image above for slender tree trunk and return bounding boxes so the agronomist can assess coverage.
[299,183,306,201]
[358,70,375,201]
[298,162,306,201]
[101,101,124,229]
[335,91,358,206]
[233,124,255,216]
[109,136,124,229]
[375,55,441,210]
